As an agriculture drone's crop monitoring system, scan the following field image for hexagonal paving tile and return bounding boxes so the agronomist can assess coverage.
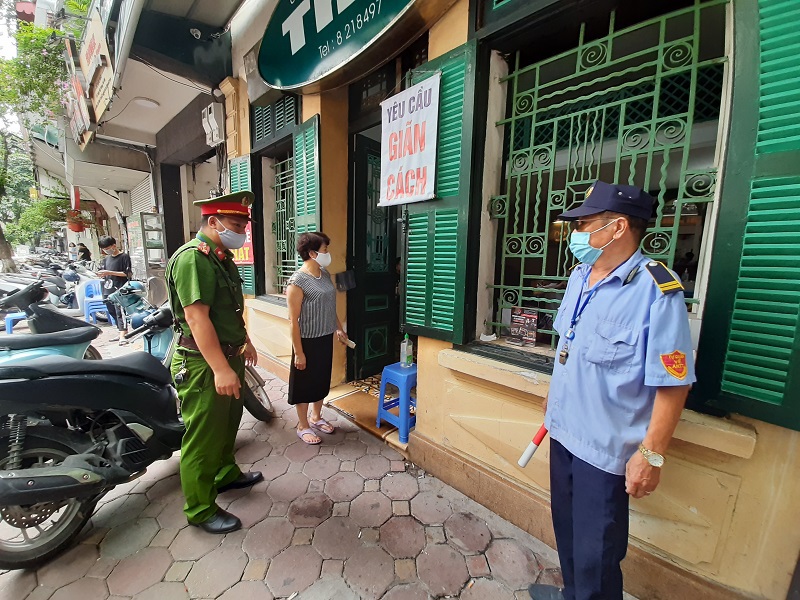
[410,491,453,525]
[382,583,430,600]
[485,538,543,591]
[132,581,190,600]
[333,439,367,461]
[99,518,159,560]
[302,454,342,480]
[156,497,189,530]
[350,491,393,527]
[266,545,323,597]
[169,524,221,560]
[259,427,298,448]
[38,543,99,588]
[355,454,391,479]
[144,474,183,504]
[218,580,274,600]
[287,493,333,527]
[235,440,273,464]
[107,548,173,597]
[267,472,310,502]
[416,544,469,597]
[0,570,36,599]
[49,577,108,600]
[250,455,290,481]
[312,516,364,559]
[461,577,517,600]
[227,491,273,528]
[380,472,420,501]
[324,472,364,502]
[92,494,149,530]
[444,512,492,554]
[342,545,394,599]
[284,440,321,463]
[301,578,359,600]
[242,516,295,559]
[380,516,426,559]
[184,544,248,599]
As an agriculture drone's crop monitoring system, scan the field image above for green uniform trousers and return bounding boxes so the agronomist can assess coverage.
[172,348,245,524]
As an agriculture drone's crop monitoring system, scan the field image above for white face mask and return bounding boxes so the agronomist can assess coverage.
[215,222,247,250]
[313,251,332,268]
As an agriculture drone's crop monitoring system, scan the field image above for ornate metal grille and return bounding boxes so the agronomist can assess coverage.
[365,153,389,272]
[272,156,296,292]
[491,1,728,346]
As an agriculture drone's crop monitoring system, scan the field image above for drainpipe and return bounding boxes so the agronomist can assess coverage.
[112,0,146,91]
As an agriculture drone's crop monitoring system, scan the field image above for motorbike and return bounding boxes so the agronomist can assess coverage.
[110,281,273,422]
[0,281,103,361]
[0,323,183,569]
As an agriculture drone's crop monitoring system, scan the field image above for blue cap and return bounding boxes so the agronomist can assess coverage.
[558,181,654,221]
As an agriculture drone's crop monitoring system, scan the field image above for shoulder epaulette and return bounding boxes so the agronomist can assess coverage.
[645,260,684,294]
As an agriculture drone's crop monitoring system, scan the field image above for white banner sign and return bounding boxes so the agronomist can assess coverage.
[379,73,441,207]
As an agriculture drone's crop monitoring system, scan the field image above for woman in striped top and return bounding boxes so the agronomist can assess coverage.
[287,232,349,444]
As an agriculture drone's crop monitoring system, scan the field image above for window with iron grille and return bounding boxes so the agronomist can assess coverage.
[272,155,296,293]
[488,1,729,352]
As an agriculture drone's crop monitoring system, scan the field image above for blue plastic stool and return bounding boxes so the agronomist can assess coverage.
[376,362,418,443]
[84,300,116,326]
[4,312,27,334]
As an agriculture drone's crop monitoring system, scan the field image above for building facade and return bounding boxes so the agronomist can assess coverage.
[221,0,799,598]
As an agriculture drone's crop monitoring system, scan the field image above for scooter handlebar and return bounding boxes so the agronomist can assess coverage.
[124,324,150,339]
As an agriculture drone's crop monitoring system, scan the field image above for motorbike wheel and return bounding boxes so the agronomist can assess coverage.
[83,345,102,360]
[242,368,273,422]
[0,432,97,570]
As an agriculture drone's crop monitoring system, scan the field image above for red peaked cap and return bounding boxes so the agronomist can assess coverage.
[194,191,255,221]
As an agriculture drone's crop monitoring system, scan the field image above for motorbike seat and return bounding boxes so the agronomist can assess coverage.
[0,327,99,350]
[0,353,172,385]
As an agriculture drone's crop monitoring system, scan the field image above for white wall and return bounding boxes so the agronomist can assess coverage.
[231,0,279,81]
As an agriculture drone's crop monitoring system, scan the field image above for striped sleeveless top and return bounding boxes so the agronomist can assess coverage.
[287,269,338,339]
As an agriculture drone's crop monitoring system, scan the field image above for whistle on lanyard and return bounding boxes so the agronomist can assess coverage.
[518,424,549,468]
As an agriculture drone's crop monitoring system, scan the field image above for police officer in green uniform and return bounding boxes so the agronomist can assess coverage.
[166,191,262,534]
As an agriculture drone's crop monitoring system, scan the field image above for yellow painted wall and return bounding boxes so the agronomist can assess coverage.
[428,0,469,60]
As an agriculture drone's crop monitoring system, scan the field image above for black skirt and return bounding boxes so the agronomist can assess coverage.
[288,333,334,405]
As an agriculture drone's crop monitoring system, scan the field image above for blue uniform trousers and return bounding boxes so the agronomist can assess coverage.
[550,439,629,600]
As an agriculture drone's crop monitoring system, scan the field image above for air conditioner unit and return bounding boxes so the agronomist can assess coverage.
[202,103,225,147]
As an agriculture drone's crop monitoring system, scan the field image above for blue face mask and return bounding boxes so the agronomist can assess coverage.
[568,219,618,265]
[215,222,248,250]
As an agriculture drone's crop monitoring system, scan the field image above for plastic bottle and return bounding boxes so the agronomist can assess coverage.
[400,334,413,368]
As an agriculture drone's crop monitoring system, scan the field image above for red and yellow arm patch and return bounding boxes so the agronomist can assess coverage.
[660,350,688,380]
[197,242,211,255]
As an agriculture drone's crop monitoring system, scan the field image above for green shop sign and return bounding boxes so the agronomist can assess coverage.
[258,0,457,92]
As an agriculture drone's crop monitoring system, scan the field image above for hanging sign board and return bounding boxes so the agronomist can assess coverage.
[378,73,440,207]
[257,0,458,92]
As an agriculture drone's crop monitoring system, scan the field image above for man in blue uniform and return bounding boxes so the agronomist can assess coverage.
[529,181,696,600]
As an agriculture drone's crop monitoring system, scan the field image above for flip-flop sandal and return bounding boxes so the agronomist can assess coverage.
[309,418,335,434]
[297,427,321,445]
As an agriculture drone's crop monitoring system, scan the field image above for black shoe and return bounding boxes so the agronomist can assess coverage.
[217,471,264,493]
[528,584,565,600]
[189,508,241,534]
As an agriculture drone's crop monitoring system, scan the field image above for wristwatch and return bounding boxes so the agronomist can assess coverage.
[638,444,665,468]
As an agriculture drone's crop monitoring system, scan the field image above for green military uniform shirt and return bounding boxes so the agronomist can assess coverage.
[166,234,247,345]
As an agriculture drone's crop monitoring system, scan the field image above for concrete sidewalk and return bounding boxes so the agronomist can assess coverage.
[0,324,564,599]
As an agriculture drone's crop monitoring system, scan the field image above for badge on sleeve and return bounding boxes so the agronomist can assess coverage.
[660,350,688,380]
[197,242,210,255]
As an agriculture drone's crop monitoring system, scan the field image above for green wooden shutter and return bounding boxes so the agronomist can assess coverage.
[402,42,476,343]
[229,156,250,193]
[293,115,320,239]
[696,0,800,429]
[228,156,256,294]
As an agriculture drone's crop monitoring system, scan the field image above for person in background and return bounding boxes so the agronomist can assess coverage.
[166,191,262,535]
[77,243,92,261]
[97,236,132,345]
[287,232,349,445]
[67,242,78,262]
[528,181,695,600]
